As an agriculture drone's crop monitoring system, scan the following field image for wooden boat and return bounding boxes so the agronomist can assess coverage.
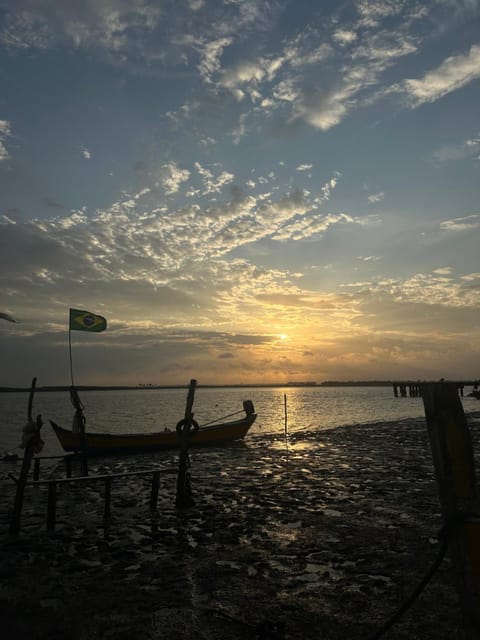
[50,400,257,454]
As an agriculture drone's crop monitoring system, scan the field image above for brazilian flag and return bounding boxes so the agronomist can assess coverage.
[69,308,107,332]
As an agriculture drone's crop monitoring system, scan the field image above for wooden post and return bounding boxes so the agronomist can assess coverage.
[9,378,44,536]
[46,481,57,531]
[104,477,112,520]
[150,471,160,511]
[284,393,288,436]
[176,379,196,509]
[422,382,480,638]
[71,387,88,475]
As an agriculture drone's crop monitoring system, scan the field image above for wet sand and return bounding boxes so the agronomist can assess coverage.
[1,412,479,640]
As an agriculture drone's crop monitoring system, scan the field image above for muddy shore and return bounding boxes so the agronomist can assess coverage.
[1,412,479,640]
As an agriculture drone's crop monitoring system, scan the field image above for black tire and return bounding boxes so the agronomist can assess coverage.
[176,418,200,436]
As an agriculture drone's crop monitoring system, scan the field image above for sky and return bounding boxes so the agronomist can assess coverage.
[0,0,479,387]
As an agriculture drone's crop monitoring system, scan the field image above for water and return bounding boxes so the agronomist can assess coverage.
[1,385,478,456]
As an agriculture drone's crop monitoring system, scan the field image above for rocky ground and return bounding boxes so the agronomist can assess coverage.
[1,412,479,640]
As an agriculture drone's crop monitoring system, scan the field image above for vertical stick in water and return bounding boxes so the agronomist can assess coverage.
[284,393,288,436]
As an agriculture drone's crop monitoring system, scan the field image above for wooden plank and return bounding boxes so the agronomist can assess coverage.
[23,466,175,486]
[422,382,480,638]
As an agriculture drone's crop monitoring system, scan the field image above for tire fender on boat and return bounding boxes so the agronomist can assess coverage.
[176,418,200,436]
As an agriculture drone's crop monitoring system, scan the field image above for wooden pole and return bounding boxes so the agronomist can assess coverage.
[284,393,288,436]
[422,382,480,638]
[9,378,44,536]
[176,379,196,509]
[71,387,88,475]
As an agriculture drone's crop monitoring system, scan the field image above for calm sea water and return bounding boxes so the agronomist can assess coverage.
[0,387,479,455]
[1,385,479,456]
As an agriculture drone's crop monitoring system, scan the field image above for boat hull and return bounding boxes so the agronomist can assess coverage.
[50,413,256,454]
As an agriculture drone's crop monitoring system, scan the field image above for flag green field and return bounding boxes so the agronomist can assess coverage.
[69,308,107,332]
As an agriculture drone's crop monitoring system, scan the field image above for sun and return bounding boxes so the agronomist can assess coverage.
[279,334,288,340]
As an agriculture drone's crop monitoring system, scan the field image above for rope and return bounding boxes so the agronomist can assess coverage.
[367,512,478,640]
[198,408,244,428]
[367,537,449,640]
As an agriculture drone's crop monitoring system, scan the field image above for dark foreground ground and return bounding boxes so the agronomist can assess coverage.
[1,412,479,640]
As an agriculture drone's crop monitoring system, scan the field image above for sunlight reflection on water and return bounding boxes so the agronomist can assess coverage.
[1,385,478,455]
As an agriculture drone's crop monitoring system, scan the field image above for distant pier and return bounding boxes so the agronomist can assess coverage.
[392,380,479,398]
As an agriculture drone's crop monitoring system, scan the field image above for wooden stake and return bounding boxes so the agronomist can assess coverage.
[176,379,196,509]
[150,471,160,511]
[284,393,288,436]
[422,382,480,638]
[9,378,43,536]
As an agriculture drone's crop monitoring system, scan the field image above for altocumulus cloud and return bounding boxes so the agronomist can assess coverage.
[1,1,479,139]
[0,171,369,329]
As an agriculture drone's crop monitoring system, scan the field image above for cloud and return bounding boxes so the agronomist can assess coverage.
[440,214,480,232]
[0,1,162,55]
[198,37,233,83]
[0,0,278,76]
[356,0,403,27]
[332,29,357,45]
[368,192,384,203]
[188,0,205,10]
[357,255,381,262]
[221,60,269,89]
[157,162,191,195]
[432,133,480,163]
[81,146,91,160]
[292,65,379,131]
[394,44,480,108]
[0,168,364,340]
[0,119,12,162]
[296,163,313,171]
[194,163,235,194]
[344,268,480,309]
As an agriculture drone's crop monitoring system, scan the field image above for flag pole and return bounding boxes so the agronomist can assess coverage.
[69,325,75,388]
